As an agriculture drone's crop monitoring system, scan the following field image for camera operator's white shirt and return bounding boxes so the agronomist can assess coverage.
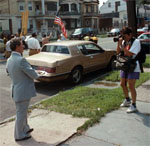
[129,39,141,72]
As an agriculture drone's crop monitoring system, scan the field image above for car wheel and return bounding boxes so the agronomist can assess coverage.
[70,67,82,84]
[107,56,116,71]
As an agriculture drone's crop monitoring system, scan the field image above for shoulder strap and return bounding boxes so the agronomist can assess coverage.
[130,37,136,46]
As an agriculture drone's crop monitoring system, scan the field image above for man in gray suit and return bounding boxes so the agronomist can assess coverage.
[6,38,39,141]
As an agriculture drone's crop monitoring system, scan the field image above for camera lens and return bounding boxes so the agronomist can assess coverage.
[113,35,122,42]
[113,37,119,42]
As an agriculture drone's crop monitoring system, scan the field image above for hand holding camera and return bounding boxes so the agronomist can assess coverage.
[113,35,123,42]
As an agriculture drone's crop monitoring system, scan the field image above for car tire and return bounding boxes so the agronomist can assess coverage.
[107,56,116,71]
[70,67,82,84]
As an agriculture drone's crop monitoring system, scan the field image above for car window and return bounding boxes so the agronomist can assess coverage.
[42,45,70,54]
[77,45,88,55]
[83,28,89,34]
[74,29,82,34]
[138,34,150,39]
[83,44,104,55]
[0,39,4,43]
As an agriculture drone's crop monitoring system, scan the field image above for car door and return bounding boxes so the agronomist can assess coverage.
[79,43,107,72]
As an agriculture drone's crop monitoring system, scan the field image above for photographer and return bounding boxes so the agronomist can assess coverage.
[116,27,141,113]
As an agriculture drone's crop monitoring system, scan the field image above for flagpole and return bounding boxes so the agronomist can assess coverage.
[53,4,61,37]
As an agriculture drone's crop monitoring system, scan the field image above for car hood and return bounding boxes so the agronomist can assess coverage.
[26,52,71,67]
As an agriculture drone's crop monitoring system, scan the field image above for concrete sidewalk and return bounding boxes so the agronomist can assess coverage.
[61,80,150,146]
[0,110,88,146]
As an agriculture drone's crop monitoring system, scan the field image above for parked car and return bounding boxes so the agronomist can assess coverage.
[0,38,5,52]
[107,28,120,37]
[138,32,150,54]
[26,40,116,84]
[70,28,95,40]
[137,26,148,36]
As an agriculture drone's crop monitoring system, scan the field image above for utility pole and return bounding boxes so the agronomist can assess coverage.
[126,0,137,37]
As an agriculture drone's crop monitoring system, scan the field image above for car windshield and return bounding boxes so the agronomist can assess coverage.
[0,39,4,43]
[42,45,70,54]
[111,29,119,32]
[138,34,150,39]
[74,29,82,34]
[142,27,148,31]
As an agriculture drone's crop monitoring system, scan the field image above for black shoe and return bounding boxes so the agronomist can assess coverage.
[26,128,34,134]
[15,135,31,141]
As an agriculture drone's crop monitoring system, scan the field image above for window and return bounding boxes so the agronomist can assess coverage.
[108,2,111,8]
[91,5,94,12]
[19,2,24,11]
[29,19,33,30]
[78,45,88,55]
[20,6,24,11]
[28,2,32,11]
[71,3,77,12]
[36,5,39,10]
[79,44,103,55]
[86,5,88,13]
[47,2,57,11]
[0,39,4,43]
[61,4,69,12]
[139,34,150,39]
[115,1,120,12]
[48,19,55,27]
[42,45,70,54]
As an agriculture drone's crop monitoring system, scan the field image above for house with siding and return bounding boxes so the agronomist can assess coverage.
[99,0,150,32]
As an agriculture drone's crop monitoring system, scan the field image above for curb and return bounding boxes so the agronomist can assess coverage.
[0,94,59,125]
[0,59,7,63]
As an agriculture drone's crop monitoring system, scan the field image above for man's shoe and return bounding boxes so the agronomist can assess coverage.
[126,105,137,113]
[26,128,34,134]
[15,135,31,141]
[120,99,131,107]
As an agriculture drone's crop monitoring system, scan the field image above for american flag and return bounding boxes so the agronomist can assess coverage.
[54,16,67,38]
[54,16,62,26]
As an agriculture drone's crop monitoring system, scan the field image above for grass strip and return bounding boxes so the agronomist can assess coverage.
[37,87,123,131]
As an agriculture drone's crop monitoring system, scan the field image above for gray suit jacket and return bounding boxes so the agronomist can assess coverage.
[6,52,39,102]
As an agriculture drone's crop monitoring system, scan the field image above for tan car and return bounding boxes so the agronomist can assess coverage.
[26,40,116,84]
[0,39,5,52]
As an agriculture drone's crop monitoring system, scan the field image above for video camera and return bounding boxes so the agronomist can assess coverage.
[113,35,122,42]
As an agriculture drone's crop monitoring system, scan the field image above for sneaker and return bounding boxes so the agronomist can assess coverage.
[126,105,137,113]
[120,99,131,107]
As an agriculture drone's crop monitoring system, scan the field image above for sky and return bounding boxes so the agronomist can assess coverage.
[99,0,108,7]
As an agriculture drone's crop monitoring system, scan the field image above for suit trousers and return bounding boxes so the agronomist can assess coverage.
[15,100,31,139]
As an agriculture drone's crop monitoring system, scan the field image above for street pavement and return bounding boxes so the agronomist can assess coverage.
[0,53,6,62]
[0,69,149,146]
